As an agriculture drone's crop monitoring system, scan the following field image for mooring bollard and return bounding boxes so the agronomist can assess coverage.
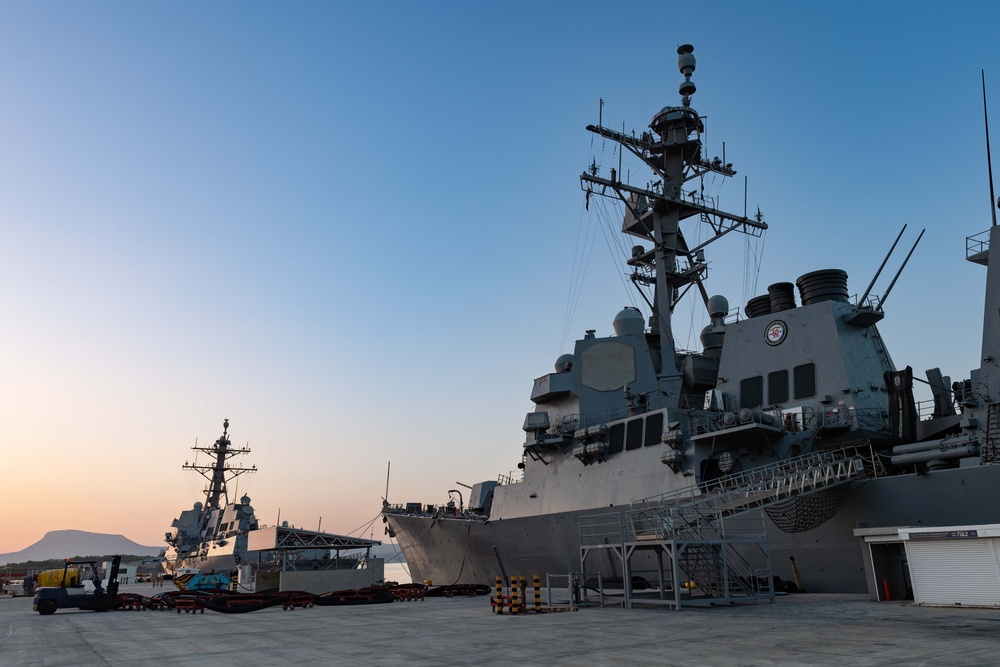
[493,575,503,614]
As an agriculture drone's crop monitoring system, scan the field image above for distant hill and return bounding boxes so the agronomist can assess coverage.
[0,530,162,565]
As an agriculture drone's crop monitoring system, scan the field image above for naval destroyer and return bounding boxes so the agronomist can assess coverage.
[384,45,1000,594]
[166,420,375,576]
[164,419,260,573]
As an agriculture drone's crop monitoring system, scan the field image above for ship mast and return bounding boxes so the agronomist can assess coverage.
[580,44,768,402]
[184,419,256,510]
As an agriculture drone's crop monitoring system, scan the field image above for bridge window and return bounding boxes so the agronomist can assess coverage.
[625,418,643,450]
[644,412,664,446]
[768,370,789,404]
[608,423,625,454]
[794,363,816,399]
[740,376,763,409]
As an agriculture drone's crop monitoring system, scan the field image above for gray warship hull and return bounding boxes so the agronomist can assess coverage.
[384,45,1000,599]
[388,464,1000,592]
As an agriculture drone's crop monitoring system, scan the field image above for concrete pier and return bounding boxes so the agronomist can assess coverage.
[1,585,997,665]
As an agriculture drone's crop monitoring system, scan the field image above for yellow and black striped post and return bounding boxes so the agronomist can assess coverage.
[510,575,519,614]
[533,574,541,612]
[494,576,503,614]
[518,576,526,614]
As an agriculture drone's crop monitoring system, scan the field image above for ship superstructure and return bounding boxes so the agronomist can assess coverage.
[164,419,259,573]
[383,45,1000,594]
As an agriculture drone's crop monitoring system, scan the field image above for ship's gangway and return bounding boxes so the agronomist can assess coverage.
[580,445,881,609]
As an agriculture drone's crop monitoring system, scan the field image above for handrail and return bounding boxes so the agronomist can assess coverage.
[967,230,990,258]
[626,444,877,542]
[674,531,769,597]
[635,444,877,508]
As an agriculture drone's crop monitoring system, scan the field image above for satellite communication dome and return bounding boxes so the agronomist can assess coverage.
[707,295,729,319]
[613,308,645,336]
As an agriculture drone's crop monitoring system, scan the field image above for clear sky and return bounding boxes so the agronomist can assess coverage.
[1,1,998,553]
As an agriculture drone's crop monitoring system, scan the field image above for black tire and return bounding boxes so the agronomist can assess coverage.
[37,600,57,616]
[92,592,113,612]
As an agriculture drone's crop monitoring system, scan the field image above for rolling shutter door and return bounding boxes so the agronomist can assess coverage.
[904,539,1000,607]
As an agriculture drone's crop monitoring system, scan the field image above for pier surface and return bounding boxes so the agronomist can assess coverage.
[1,585,997,665]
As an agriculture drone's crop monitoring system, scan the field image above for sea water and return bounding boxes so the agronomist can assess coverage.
[383,560,411,583]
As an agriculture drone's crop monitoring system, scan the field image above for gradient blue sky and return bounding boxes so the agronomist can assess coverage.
[1,1,998,552]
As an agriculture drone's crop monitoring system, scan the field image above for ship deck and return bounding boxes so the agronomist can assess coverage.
[1,583,997,665]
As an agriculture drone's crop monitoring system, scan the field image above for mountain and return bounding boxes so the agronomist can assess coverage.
[0,530,162,565]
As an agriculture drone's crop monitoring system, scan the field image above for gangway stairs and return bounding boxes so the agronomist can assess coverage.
[633,445,877,537]
[581,445,880,610]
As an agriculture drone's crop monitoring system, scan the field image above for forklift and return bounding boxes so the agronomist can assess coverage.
[32,556,122,615]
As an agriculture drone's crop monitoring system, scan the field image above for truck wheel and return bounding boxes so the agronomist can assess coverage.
[37,600,57,615]
[92,592,113,612]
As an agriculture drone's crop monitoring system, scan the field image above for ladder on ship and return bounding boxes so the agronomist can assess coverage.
[984,402,1000,464]
[581,445,881,609]
[580,509,773,610]
[869,325,893,376]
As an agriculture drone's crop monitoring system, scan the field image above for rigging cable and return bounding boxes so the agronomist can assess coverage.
[561,135,616,350]
[347,514,381,538]
[560,196,600,352]
[447,522,474,587]
[351,512,411,579]
[593,196,639,309]
[742,229,767,310]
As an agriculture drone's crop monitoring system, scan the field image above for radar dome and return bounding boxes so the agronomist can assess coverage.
[193,502,203,511]
[555,354,574,373]
[707,295,729,319]
[613,307,645,336]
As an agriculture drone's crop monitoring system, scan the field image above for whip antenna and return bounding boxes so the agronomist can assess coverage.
[984,70,997,227]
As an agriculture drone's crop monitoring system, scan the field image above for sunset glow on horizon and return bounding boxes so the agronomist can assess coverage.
[2,2,998,555]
